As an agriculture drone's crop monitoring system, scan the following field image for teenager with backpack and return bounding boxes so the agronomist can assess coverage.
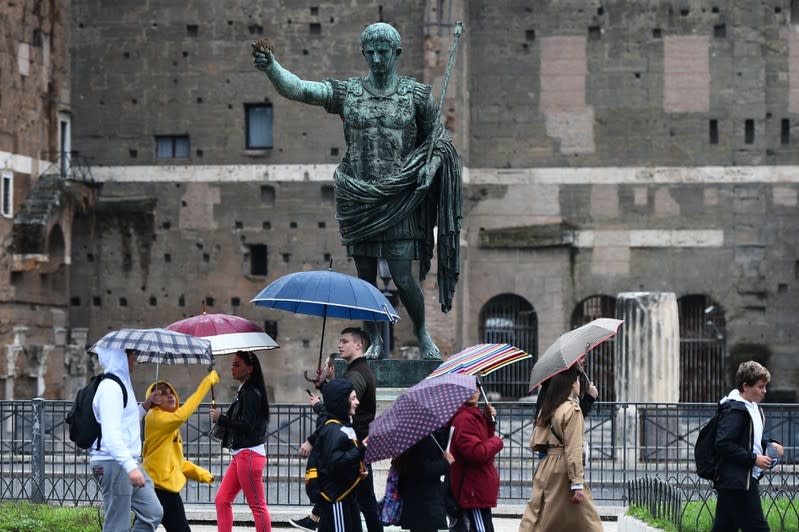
[314,378,367,532]
[90,346,163,531]
[711,360,784,532]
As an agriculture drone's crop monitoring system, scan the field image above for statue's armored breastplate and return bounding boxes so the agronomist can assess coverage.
[342,77,418,181]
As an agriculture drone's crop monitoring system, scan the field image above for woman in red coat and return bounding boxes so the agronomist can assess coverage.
[448,389,504,532]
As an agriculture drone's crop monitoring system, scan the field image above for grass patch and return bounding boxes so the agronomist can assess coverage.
[632,498,799,531]
[628,504,678,531]
[681,498,799,532]
[0,501,101,532]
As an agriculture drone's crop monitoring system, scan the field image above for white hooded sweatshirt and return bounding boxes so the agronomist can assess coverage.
[90,347,147,473]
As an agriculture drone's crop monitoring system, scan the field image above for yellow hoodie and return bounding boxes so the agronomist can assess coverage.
[142,370,219,493]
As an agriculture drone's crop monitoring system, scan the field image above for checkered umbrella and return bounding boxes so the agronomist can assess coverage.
[89,328,213,366]
[364,373,476,464]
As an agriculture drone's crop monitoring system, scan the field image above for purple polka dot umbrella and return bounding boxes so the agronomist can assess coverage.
[365,373,477,464]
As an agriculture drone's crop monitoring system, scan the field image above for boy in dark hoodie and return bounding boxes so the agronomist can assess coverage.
[314,378,367,532]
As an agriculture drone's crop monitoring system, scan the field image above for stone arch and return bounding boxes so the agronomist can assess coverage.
[571,294,618,402]
[677,294,727,402]
[478,293,537,399]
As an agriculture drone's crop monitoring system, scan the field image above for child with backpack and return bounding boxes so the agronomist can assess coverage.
[710,360,784,532]
[312,378,367,532]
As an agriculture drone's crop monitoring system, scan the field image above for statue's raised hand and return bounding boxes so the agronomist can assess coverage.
[251,38,275,72]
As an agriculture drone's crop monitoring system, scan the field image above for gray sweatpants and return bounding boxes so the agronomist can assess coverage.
[91,459,163,531]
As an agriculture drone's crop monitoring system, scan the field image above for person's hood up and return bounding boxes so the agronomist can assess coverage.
[323,378,354,421]
[95,346,132,386]
[145,380,181,408]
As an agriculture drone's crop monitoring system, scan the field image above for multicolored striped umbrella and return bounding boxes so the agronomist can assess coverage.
[365,373,476,464]
[427,343,532,379]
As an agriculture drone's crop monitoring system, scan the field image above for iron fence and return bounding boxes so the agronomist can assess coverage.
[627,477,682,529]
[0,399,796,508]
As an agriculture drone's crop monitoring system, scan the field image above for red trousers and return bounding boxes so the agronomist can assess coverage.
[215,450,271,532]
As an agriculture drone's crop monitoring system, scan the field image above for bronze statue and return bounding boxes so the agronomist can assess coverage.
[253,23,461,360]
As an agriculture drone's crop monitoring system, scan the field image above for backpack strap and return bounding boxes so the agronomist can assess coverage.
[103,373,128,408]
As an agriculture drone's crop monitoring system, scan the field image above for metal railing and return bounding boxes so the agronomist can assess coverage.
[39,151,95,183]
[627,477,682,529]
[1,399,796,508]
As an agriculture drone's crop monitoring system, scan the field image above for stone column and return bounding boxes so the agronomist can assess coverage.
[615,292,680,402]
[614,292,680,465]
[4,326,28,401]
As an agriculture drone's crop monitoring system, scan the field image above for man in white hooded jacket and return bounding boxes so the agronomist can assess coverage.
[90,347,163,531]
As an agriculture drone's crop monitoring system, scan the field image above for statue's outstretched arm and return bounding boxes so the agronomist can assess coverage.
[252,42,330,106]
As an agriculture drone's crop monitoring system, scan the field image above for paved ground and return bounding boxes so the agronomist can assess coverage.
[173,504,622,531]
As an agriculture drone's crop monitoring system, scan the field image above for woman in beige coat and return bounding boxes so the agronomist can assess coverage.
[518,365,602,532]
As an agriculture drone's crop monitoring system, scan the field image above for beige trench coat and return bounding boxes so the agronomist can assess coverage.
[518,395,602,532]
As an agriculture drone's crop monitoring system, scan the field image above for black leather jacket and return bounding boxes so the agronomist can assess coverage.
[713,399,765,490]
[218,380,267,450]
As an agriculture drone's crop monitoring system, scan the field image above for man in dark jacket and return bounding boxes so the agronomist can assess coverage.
[315,378,366,532]
[449,388,504,532]
[293,329,381,532]
[712,360,784,532]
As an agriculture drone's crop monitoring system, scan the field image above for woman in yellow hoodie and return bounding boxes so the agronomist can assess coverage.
[143,370,219,532]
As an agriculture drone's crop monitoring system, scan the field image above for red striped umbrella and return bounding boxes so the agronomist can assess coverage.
[427,343,532,379]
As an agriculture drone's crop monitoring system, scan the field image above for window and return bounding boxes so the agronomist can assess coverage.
[155,135,190,159]
[245,103,273,149]
[709,119,719,144]
[248,244,268,276]
[1,171,12,218]
[678,295,726,402]
[745,119,755,144]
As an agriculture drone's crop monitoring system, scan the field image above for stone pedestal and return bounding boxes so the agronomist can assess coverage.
[334,359,440,388]
[333,358,441,494]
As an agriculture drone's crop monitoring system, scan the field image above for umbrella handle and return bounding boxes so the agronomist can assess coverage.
[477,381,496,424]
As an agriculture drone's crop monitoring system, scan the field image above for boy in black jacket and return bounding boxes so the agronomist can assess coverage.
[712,360,784,532]
[315,378,366,532]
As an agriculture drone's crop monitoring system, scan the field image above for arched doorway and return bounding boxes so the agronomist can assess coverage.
[678,294,726,402]
[571,295,617,402]
[478,294,537,399]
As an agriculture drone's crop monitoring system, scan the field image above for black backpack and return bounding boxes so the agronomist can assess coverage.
[66,373,128,450]
[694,406,722,480]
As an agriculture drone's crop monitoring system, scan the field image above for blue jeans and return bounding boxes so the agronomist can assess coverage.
[92,459,163,531]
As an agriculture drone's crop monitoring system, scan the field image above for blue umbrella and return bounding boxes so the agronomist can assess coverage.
[251,268,399,379]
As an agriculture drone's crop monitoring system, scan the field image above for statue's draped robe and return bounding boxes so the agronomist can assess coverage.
[324,76,462,312]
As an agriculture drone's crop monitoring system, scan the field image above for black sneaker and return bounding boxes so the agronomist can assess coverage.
[289,516,318,532]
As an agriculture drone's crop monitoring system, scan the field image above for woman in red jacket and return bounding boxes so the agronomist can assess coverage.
[448,388,504,532]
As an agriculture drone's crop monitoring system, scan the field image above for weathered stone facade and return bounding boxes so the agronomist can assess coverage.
[2,0,796,402]
[0,0,87,400]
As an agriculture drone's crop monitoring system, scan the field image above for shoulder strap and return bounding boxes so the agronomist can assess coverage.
[103,373,128,407]
[324,419,342,426]
[550,423,564,445]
